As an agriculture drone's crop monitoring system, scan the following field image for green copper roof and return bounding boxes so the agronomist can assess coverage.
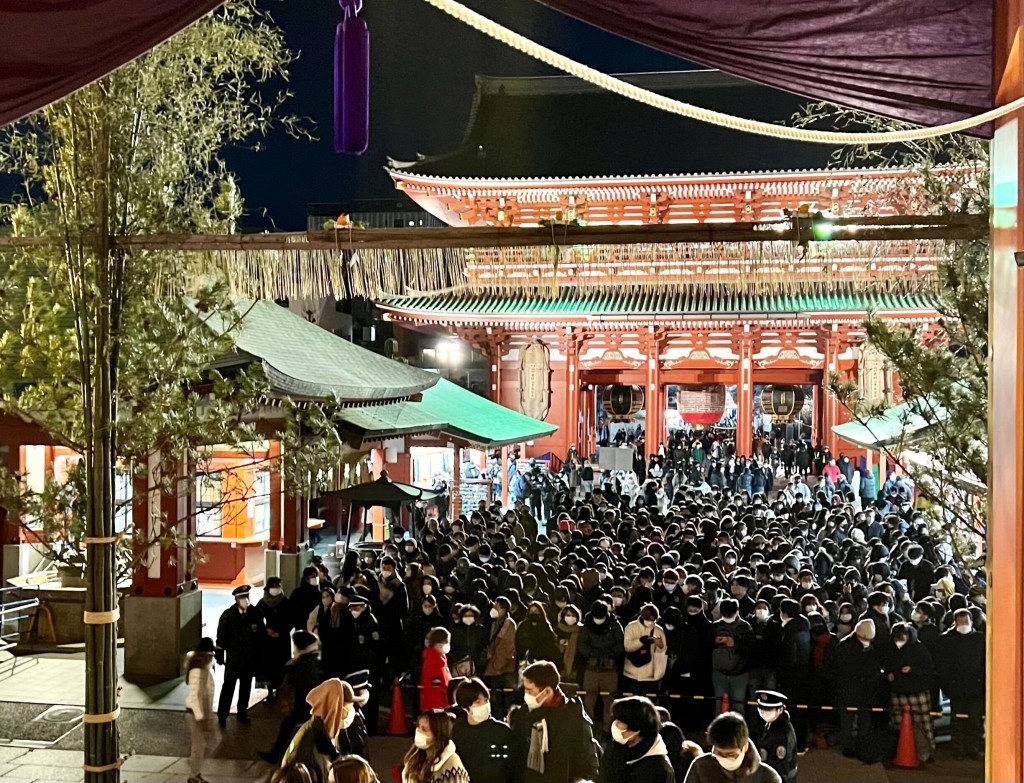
[832,400,933,449]
[378,288,938,318]
[206,300,439,403]
[416,377,557,447]
[335,401,446,439]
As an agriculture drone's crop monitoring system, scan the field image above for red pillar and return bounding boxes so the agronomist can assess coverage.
[735,334,754,457]
[268,440,283,550]
[131,455,194,597]
[988,3,1024,779]
[451,446,462,519]
[563,331,581,455]
[822,335,841,455]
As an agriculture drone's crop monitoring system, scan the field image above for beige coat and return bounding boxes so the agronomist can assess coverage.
[484,616,518,676]
[622,618,666,682]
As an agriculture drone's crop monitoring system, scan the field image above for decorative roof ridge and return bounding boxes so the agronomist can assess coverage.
[387,164,964,187]
[472,69,751,98]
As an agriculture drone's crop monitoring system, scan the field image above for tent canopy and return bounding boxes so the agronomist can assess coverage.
[831,399,937,450]
[325,476,439,508]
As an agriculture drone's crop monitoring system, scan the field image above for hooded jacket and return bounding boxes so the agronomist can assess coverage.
[579,613,624,667]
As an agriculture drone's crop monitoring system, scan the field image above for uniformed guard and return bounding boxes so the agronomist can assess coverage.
[340,669,371,758]
[346,591,382,733]
[216,585,266,726]
[755,689,798,782]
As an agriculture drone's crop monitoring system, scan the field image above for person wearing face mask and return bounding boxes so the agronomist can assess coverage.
[610,586,632,625]
[281,679,358,783]
[375,556,410,690]
[579,600,624,735]
[753,691,797,783]
[337,670,371,760]
[344,594,382,733]
[653,569,686,614]
[450,604,489,678]
[937,608,985,759]
[509,661,599,783]
[885,623,935,763]
[896,544,935,602]
[858,591,899,665]
[420,628,453,712]
[598,696,674,783]
[623,604,668,697]
[710,598,754,719]
[260,631,327,764]
[555,604,584,682]
[451,678,514,783]
[292,566,328,631]
[516,602,561,665]
[483,597,518,717]
[746,600,782,724]
[215,585,265,727]
[407,596,445,681]
[258,576,293,700]
[403,709,469,783]
[685,712,782,783]
[833,619,883,757]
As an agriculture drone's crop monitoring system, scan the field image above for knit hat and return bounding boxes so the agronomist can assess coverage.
[854,618,876,641]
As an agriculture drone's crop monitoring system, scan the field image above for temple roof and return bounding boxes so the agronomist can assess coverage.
[378,286,938,322]
[389,70,838,181]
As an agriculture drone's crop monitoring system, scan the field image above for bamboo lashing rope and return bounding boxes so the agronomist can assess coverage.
[82,533,122,545]
[421,0,1024,144]
[83,608,120,625]
[83,708,121,724]
[83,758,125,773]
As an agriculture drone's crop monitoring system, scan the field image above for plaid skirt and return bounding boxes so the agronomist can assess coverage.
[891,692,935,750]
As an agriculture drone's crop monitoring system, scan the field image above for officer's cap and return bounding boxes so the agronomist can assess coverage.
[232,585,252,598]
[756,690,787,708]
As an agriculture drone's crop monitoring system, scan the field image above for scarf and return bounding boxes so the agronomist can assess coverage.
[306,678,352,743]
[526,689,566,775]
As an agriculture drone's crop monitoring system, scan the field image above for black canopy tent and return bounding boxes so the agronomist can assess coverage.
[324,475,440,549]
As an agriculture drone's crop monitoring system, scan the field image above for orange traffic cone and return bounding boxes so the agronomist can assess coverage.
[387,678,409,736]
[893,704,919,768]
[721,693,732,714]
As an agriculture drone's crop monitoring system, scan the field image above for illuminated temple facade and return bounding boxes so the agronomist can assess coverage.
[376,71,948,461]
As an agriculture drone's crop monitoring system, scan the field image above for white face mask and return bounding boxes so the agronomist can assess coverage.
[643,619,656,628]
[755,610,769,622]
[462,616,476,626]
[663,582,678,592]
[523,690,546,711]
[469,702,491,725]
[758,708,780,724]
[268,587,283,597]
[956,624,972,635]
[895,639,907,649]
[593,616,607,626]
[714,747,746,772]
[664,624,676,631]
[341,706,356,730]
[911,611,923,623]
[440,642,451,654]
[612,597,624,608]
[610,723,634,745]
[422,584,433,595]
[564,616,578,626]
[351,607,365,618]
[490,607,500,619]
[414,729,431,749]
[308,577,320,586]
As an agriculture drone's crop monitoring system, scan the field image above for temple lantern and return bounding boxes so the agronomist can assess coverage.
[678,385,726,428]
[602,385,644,421]
[760,385,806,422]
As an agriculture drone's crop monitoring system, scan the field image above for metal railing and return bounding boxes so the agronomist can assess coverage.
[0,585,42,653]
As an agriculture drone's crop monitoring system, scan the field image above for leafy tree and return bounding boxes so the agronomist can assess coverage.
[795,104,989,568]
[0,3,342,779]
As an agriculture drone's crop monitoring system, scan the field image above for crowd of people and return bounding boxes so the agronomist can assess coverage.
[193,430,986,783]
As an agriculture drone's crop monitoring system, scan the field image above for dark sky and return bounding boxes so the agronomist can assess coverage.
[227,0,688,230]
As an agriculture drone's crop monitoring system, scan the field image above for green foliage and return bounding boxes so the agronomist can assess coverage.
[795,104,989,564]
[0,1,344,579]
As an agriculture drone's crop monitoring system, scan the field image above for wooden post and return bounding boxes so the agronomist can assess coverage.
[563,330,581,456]
[451,445,462,519]
[988,3,1024,780]
[267,440,283,550]
[500,445,509,508]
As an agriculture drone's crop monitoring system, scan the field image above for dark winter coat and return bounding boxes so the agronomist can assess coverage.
[937,628,985,700]
[599,734,674,783]
[216,604,265,673]
[509,691,600,783]
[282,650,326,721]
[578,614,624,668]
[452,714,514,783]
[887,639,935,696]
[757,712,798,782]
[777,615,812,687]
[683,740,783,783]
[710,617,754,675]
[451,621,490,675]
[833,635,883,708]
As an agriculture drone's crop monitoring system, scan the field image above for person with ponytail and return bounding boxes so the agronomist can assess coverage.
[402,709,470,783]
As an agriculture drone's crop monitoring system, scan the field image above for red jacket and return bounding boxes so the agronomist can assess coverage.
[420,646,451,711]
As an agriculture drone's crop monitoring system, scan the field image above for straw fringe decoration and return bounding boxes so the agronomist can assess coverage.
[154,239,942,301]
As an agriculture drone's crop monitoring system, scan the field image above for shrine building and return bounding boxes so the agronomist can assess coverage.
[375,71,951,463]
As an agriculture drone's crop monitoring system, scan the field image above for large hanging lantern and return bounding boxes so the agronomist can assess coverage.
[761,385,806,422]
[602,385,644,421]
[678,385,726,428]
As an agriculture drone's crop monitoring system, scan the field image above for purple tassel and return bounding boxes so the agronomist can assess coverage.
[334,0,369,155]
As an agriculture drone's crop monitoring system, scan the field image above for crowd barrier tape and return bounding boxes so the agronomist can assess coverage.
[400,682,980,719]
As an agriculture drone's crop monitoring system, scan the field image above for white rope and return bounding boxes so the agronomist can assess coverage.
[422,0,1023,145]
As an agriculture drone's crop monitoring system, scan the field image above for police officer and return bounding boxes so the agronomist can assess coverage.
[216,585,265,726]
[755,689,798,782]
[339,669,372,759]
[345,591,382,733]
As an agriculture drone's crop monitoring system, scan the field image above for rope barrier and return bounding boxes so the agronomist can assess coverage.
[401,683,979,718]
[421,0,1024,145]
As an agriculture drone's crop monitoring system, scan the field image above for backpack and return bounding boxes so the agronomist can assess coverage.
[712,624,742,675]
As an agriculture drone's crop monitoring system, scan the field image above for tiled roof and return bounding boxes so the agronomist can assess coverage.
[378,287,938,319]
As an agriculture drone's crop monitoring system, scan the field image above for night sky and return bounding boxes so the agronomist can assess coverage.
[227,0,689,230]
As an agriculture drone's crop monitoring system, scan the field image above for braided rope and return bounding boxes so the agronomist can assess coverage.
[422,0,1023,145]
